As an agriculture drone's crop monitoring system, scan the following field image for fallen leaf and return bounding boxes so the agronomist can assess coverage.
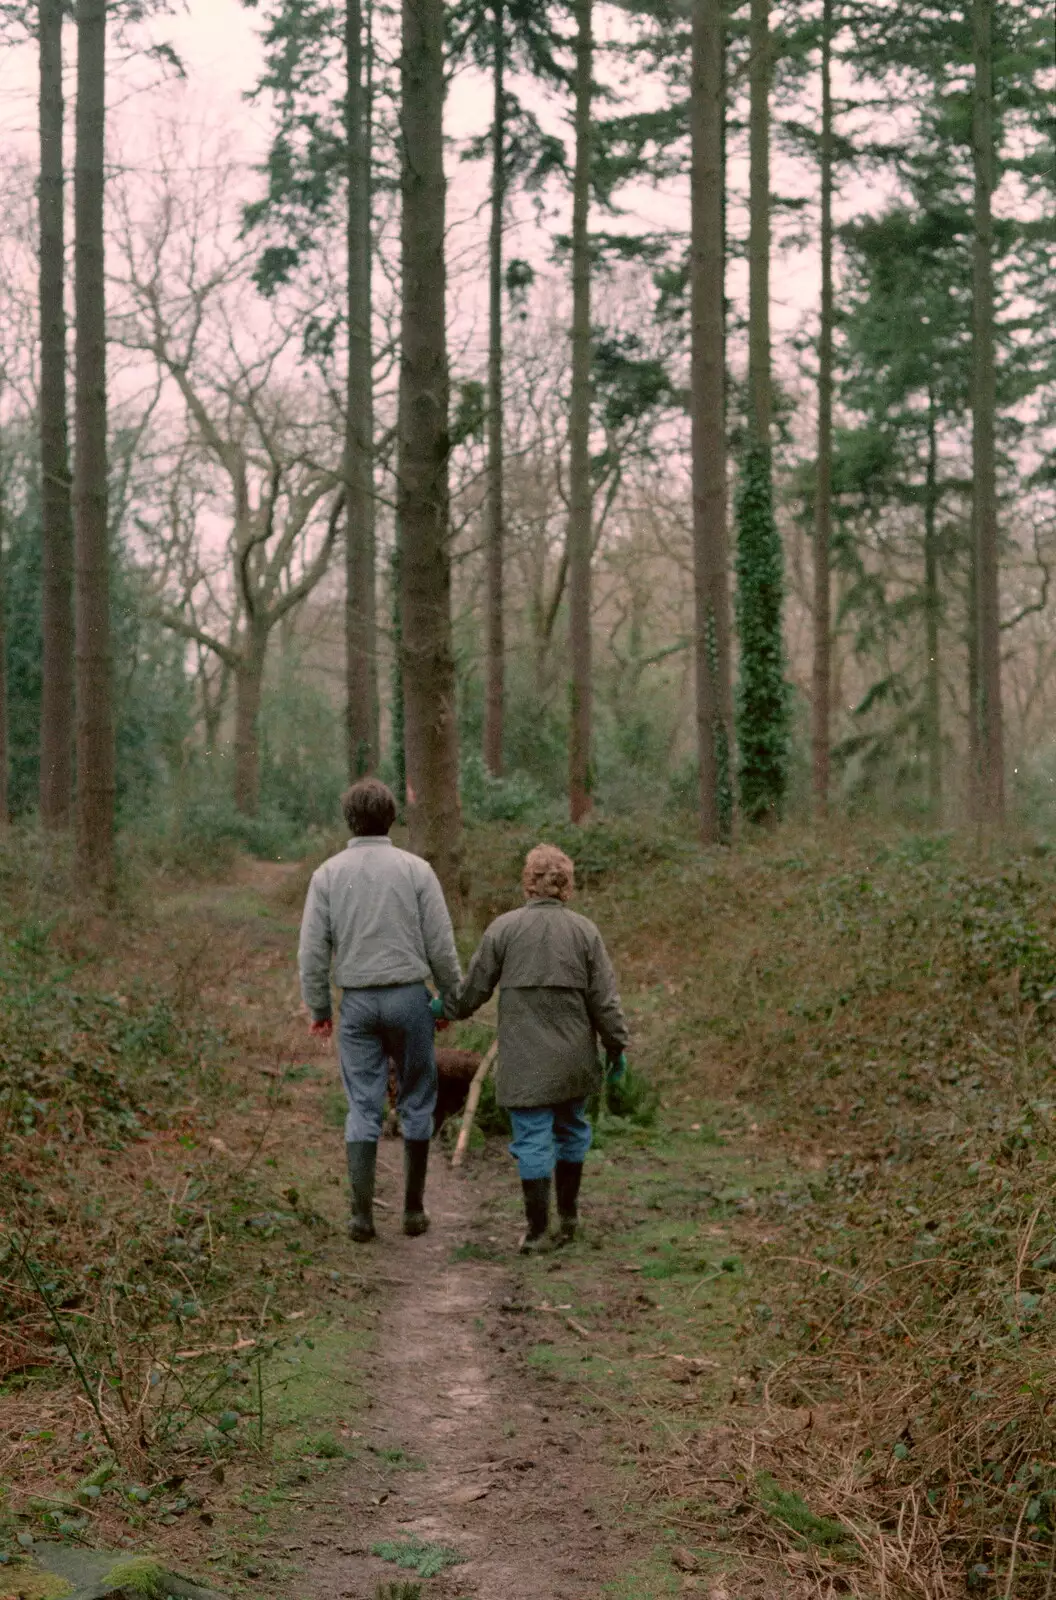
[446,1481,494,1505]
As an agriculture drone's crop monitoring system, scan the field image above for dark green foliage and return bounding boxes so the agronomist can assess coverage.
[259,665,346,829]
[3,449,194,822]
[0,903,207,1152]
[473,1071,511,1138]
[734,444,790,824]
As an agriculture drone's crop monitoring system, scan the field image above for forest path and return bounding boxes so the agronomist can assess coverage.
[301,1144,642,1600]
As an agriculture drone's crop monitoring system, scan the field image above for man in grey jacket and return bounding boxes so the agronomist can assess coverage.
[298,778,462,1243]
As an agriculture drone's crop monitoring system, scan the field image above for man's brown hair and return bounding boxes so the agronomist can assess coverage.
[342,778,397,837]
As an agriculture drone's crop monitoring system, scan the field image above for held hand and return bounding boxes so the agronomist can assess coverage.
[309,1018,333,1040]
[606,1051,628,1085]
[429,995,450,1032]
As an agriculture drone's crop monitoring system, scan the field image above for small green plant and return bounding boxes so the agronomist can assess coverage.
[371,1536,464,1578]
[450,1240,503,1262]
[103,1557,167,1596]
[375,1583,422,1600]
[311,1431,347,1459]
[756,1474,855,1555]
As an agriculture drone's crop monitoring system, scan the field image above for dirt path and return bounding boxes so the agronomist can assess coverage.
[304,1145,639,1600]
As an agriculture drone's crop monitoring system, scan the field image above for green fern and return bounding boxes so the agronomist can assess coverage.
[371,1536,464,1578]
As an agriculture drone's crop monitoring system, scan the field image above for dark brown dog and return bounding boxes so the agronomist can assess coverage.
[385,1047,482,1137]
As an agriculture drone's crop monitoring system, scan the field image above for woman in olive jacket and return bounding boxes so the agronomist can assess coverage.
[439,844,629,1252]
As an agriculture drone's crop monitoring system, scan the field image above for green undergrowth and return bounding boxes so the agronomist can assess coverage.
[504,822,1056,1596]
[0,853,378,1582]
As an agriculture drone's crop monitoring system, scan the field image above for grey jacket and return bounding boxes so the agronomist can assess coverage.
[445,899,629,1109]
[298,838,462,1022]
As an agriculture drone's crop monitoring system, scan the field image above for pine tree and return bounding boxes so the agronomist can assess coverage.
[735,0,789,823]
[735,443,788,823]
[399,0,463,898]
[483,0,506,777]
[38,0,74,829]
[567,0,593,823]
[811,0,834,817]
[344,0,377,779]
[243,0,380,780]
[970,0,1002,821]
[690,0,733,844]
[73,0,115,890]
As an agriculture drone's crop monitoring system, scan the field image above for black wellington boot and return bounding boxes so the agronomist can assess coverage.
[403,1139,431,1237]
[345,1141,377,1243]
[519,1177,553,1256]
[554,1160,584,1245]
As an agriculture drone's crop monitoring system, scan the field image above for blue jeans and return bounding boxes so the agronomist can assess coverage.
[338,984,437,1142]
[508,1099,593,1181]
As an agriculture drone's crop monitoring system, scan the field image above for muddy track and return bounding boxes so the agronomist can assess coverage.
[304,1143,640,1599]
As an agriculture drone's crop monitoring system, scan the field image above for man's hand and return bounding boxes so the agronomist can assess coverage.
[606,1051,628,1085]
[309,1018,333,1040]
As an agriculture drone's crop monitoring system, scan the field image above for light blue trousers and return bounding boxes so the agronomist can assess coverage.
[338,983,437,1143]
[507,1099,593,1181]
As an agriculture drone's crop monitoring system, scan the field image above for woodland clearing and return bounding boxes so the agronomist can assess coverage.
[1,819,1055,1598]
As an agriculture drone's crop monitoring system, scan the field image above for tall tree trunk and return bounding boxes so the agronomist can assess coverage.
[39,0,75,829]
[482,0,506,777]
[811,0,833,818]
[690,0,733,845]
[970,0,1003,821]
[390,532,406,804]
[233,635,266,817]
[735,0,788,825]
[567,0,593,824]
[748,0,772,449]
[923,390,942,818]
[345,0,378,780]
[0,424,8,831]
[398,0,462,901]
[73,0,115,891]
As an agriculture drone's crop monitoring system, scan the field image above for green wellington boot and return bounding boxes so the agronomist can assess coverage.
[553,1159,584,1245]
[519,1177,553,1256]
[345,1141,377,1243]
[403,1140,431,1237]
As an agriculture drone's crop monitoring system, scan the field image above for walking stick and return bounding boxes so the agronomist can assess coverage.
[451,1041,498,1169]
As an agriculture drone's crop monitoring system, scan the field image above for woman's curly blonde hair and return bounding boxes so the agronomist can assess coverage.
[522,843,575,902]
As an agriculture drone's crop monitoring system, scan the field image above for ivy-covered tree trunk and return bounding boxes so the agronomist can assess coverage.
[483,0,506,778]
[73,0,115,891]
[39,0,75,830]
[345,0,378,780]
[970,0,1003,821]
[735,446,788,823]
[811,0,833,818]
[923,390,942,817]
[567,0,593,824]
[690,0,733,845]
[735,0,788,823]
[398,0,463,901]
